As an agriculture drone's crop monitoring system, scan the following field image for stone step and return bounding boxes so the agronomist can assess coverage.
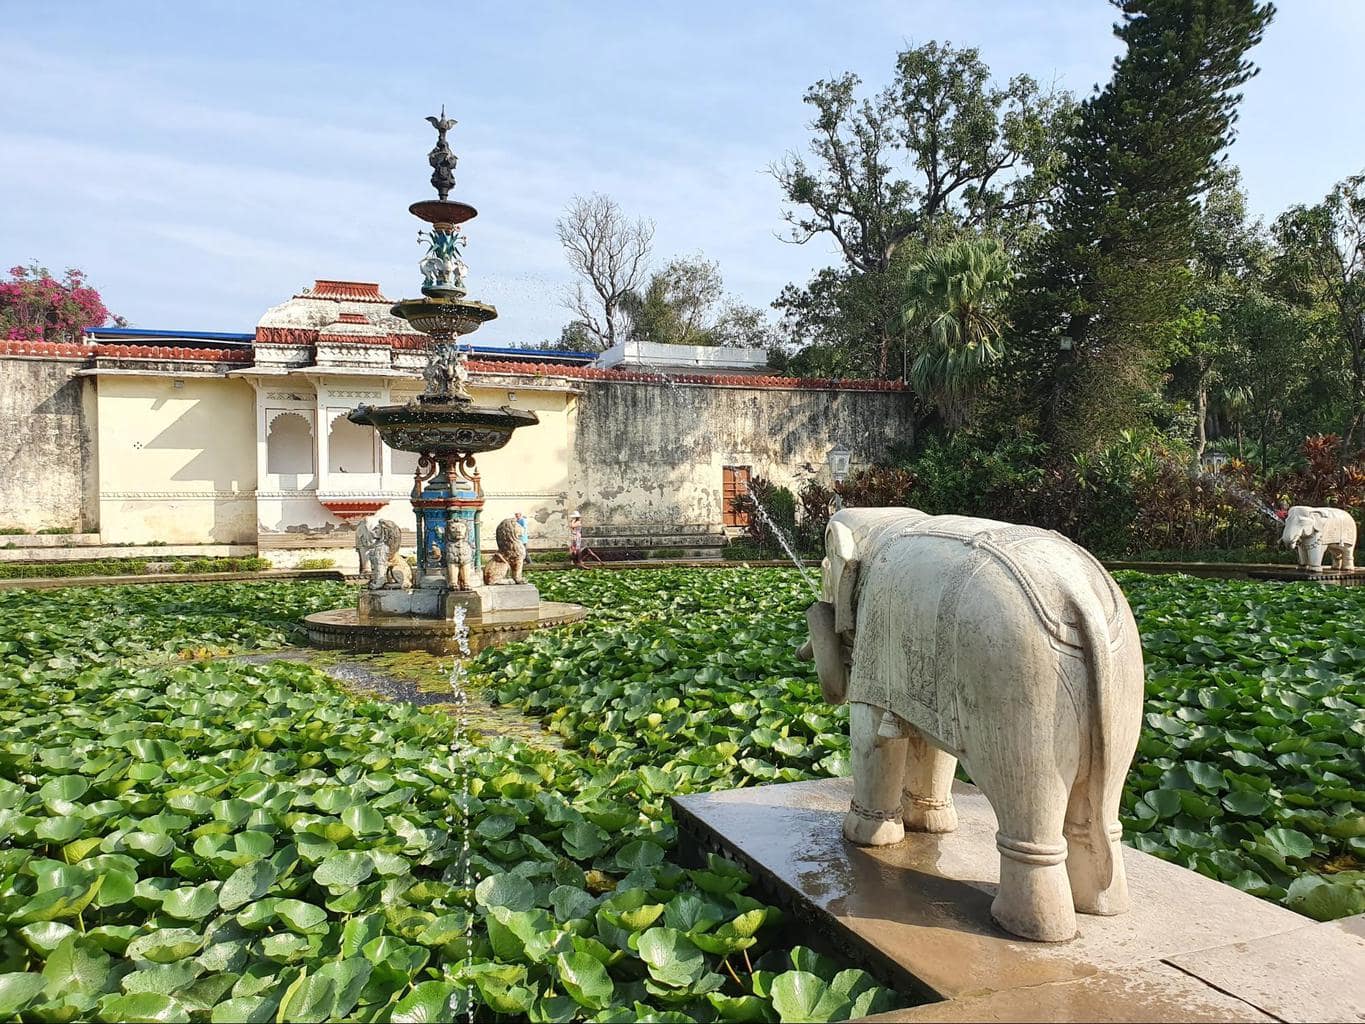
[0,533,103,548]
[585,535,727,550]
[588,547,724,561]
[581,523,725,539]
[0,543,258,563]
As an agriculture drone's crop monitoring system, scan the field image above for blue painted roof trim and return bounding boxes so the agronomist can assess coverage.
[86,327,255,343]
[84,327,599,363]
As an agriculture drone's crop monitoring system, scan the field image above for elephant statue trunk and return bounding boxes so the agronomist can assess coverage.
[799,508,1145,942]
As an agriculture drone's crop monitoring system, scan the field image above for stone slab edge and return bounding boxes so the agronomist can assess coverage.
[670,793,943,1005]
[670,781,1344,1023]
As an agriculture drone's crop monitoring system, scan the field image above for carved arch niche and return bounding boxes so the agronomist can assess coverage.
[266,410,314,488]
[327,410,377,474]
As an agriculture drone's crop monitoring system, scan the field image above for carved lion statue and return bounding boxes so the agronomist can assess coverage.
[357,519,412,591]
[491,516,526,584]
[444,518,473,591]
[482,552,509,586]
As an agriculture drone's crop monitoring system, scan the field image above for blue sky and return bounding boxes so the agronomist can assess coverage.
[3,1,1362,346]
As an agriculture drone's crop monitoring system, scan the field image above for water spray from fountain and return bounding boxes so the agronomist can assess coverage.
[748,494,819,595]
[446,604,475,1023]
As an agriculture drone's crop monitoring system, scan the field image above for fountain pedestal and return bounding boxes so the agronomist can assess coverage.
[357,581,539,620]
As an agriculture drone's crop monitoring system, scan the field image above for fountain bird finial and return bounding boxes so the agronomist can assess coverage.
[424,105,459,200]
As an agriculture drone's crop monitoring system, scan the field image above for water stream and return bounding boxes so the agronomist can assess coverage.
[447,606,475,1024]
[747,492,820,596]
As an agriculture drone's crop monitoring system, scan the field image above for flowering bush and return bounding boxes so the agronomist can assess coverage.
[0,263,120,342]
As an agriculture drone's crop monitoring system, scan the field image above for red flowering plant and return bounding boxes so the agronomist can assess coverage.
[0,263,122,343]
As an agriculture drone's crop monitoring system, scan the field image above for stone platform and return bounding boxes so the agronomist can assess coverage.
[303,600,585,653]
[358,582,540,619]
[672,779,1365,1023]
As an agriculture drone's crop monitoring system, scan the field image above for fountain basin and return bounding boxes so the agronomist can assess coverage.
[409,199,478,226]
[304,600,586,654]
[348,400,538,454]
[391,296,496,335]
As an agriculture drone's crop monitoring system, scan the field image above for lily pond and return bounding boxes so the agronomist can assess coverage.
[0,569,1361,1022]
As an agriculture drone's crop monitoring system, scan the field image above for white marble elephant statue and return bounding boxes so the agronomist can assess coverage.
[797,507,1144,942]
[1280,505,1356,571]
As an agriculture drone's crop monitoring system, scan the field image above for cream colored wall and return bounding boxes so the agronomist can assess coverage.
[466,382,574,552]
[97,375,258,543]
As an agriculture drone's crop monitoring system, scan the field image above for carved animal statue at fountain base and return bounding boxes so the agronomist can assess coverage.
[356,519,413,591]
[443,518,474,591]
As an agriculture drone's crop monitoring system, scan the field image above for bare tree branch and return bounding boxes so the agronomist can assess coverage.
[556,194,654,349]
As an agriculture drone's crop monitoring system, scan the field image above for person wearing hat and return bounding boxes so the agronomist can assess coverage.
[568,511,603,569]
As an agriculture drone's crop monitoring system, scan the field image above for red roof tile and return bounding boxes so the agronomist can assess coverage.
[306,280,388,301]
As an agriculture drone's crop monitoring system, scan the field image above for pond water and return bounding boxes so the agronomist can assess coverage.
[232,648,562,747]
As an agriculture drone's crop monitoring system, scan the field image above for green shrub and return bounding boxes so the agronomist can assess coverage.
[722,540,770,561]
[35,526,75,535]
[0,556,272,581]
[295,556,337,570]
[0,526,27,535]
[0,559,149,579]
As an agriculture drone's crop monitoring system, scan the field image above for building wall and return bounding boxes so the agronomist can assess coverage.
[470,382,574,550]
[96,375,258,543]
[0,356,912,553]
[0,358,98,532]
[569,380,914,528]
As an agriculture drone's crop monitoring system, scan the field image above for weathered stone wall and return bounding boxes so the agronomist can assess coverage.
[568,380,914,528]
[0,358,98,532]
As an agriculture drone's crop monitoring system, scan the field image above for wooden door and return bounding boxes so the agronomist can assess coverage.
[722,465,751,527]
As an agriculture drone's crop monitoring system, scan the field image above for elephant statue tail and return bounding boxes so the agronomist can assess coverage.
[1073,592,1117,888]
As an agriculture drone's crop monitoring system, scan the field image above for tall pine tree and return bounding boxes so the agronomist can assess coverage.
[1025,0,1274,450]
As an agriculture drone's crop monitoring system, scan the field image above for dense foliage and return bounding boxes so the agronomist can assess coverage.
[0,569,1359,1021]
[792,431,1365,561]
[762,3,1365,531]
[0,578,902,1022]
[0,263,119,343]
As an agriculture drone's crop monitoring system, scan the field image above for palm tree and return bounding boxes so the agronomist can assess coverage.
[901,238,1013,429]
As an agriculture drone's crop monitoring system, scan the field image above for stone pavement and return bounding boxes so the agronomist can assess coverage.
[672,779,1365,1023]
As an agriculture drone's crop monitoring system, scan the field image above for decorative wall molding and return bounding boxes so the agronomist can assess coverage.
[256,327,319,346]
[264,391,313,402]
[100,490,254,499]
[256,490,406,500]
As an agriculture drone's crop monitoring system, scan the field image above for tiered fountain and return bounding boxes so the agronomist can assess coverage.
[304,110,585,653]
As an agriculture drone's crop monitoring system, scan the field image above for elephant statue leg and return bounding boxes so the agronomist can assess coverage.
[844,703,907,847]
[1307,540,1325,571]
[1064,754,1130,917]
[1345,544,1356,571]
[977,757,1076,943]
[901,727,957,833]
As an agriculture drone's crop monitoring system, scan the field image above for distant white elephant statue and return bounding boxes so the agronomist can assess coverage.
[1280,505,1356,571]
[797,508,1144,942]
